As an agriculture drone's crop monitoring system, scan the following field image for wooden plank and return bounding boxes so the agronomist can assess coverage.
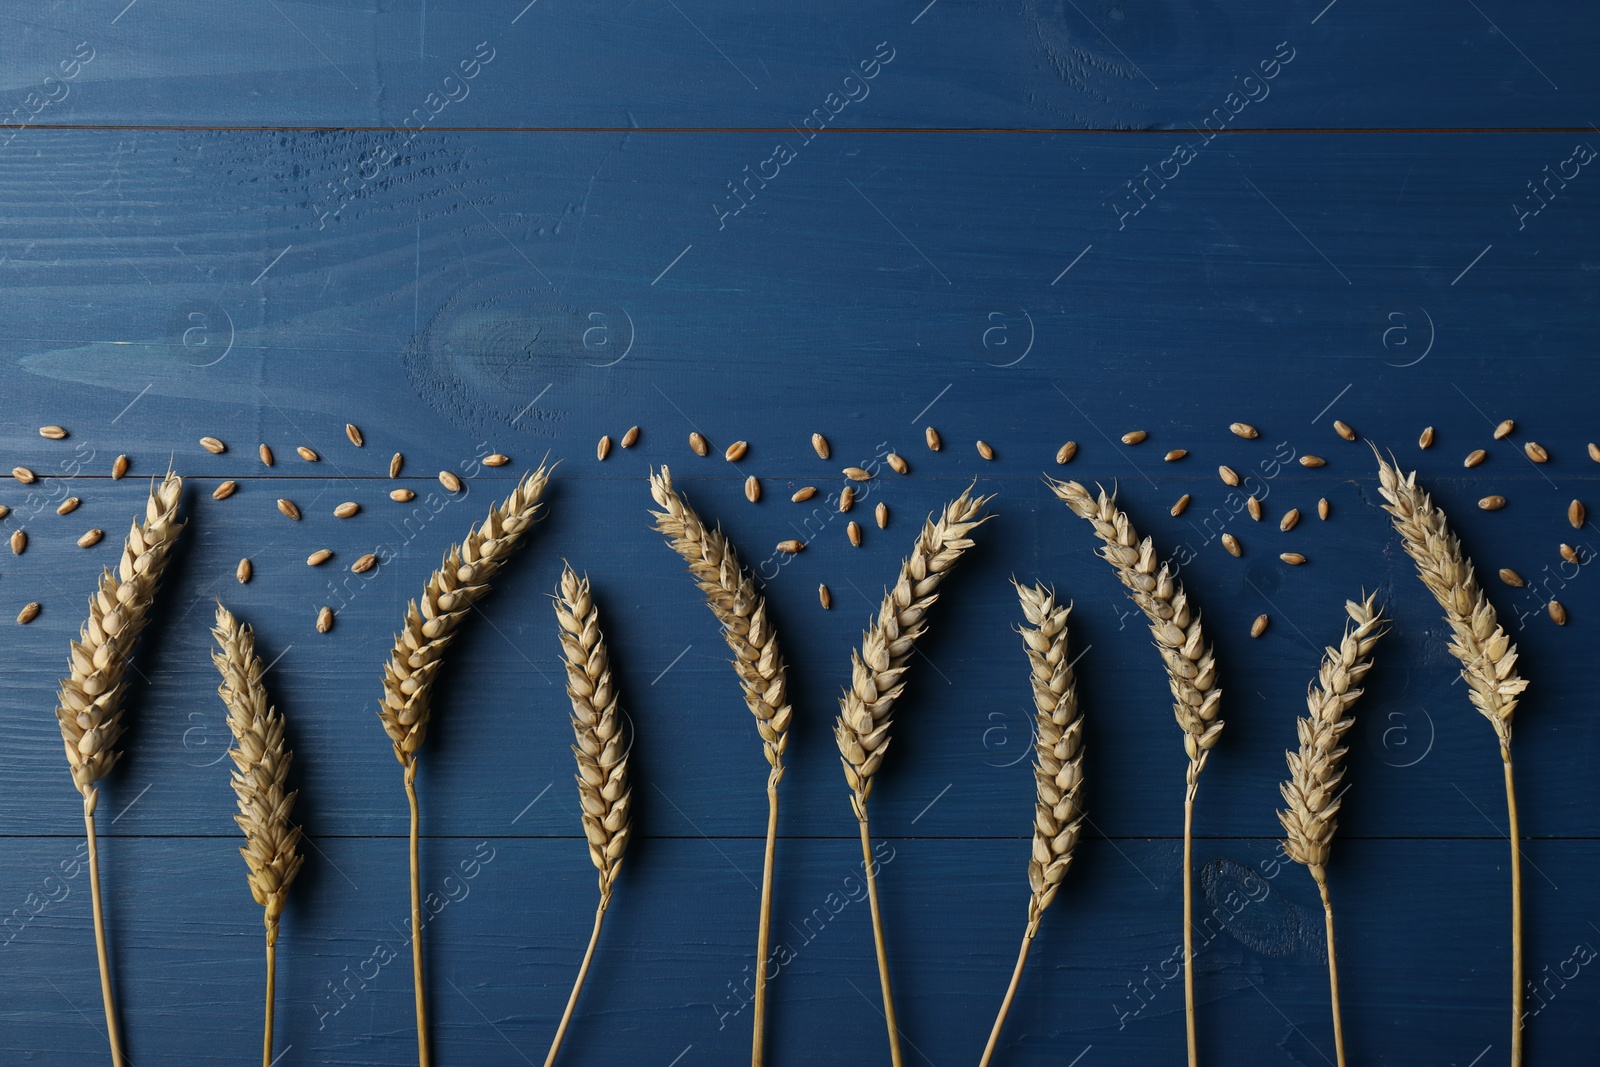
[1,2,1592,130]
[0,836,1590,1063]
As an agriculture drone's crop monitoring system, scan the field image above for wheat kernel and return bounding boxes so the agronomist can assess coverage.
[391,488,416,502]
[1221,533,1241,557]
[745,475,760,503]
[621,426,640,448]
[1280,552,1306,565]
[1589,442,1600,463]
[212,480,237,500]
[237,558,252,583]
[847,521,862,547]
[1549,600,1568,625]
[792,486,817,502]
[334,501,360,518]
[812,433,830,459]
[1465,449,1487,468]
[1419,427,1435,449]
[1229,422,1259,439]
[1171,493,1191,517]
[482,453,510,467]
[1299,455,1326,468]
[819,583,831,609]
[1479,495,1507,510]
[10,530,26,555]
[1560,543,1580,564]
[839,486,855,512]
[1055,441,1078,464]
[689,432,709,456]
[887,453,909,475]
[200,436,226,454]
[1164,448,1188,462]
[925,426,942,451]
[1121,430,1147,445]
[112,455,129,479]
[296,446,318,462]
[352,553,378,574]
[259,443,274,466]
[277,498,301,519]
[1318,498,1330,520]
[725,440,749,462]
[13,466,36,484]
[1333,420,1356,441]
[389,453,404,477]
[876,502,889,529]
[56,497,80,516]
[1524,441,1549,463]
[776,539,804,554]
[343,423,363,447]
[316,607,334,633]
[597,435,612,460]
[1247,496,1263,522]
[1499,568,1525,587]
[843,466,872,481]
[40,425,67,440]
[1570,500,1587,528]
[1251,613,1269,638]
[1280,508,1301,532]
[1219,465,1240,486]
[976,441,995,460]
[439,470,463,493]
[17,602,40,624]
[1493,419,1514,440]
[307,549,333,567]
[78,528,104,548]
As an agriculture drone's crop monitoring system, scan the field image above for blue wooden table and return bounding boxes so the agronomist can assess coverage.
[2,2,1597,1063]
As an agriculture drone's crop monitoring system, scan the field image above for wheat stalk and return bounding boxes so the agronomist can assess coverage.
[1373,447,1528,1065]
[545,564,632,1067]
[53,469,185,1067]
[648,466,790,1067]
[1047,477,1218,1067]
[378,464,551,1067]
[1277,592,1387,1067]
[835,484,991,1067]
[980,581,1083,1067]
[212,602,303,1067]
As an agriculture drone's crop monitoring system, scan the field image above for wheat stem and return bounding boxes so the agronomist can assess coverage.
[544,903,607,1067]
[752,782,779,1065]
[1182,792,1197,1067]
[264,932,278,1067]
[979,934,1033,1067]
[858,813,904,1067]
[1309,865,1346,1067]
[404,760,429,1067]
[1505,752,1523,1065]
[83,791,125,1067]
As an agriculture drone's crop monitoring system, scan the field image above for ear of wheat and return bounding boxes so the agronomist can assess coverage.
[1277,592,1386,1067]
[545,564,632,1067]
[648,466,790,1067]
[213,602,303,1067]
[54,469,185,1067]
[980,581,1083,1067]
[378,464,551,1067]
[834,484,991,1067]
[1047,477,1217,1067]
[1373,447,1527,1065]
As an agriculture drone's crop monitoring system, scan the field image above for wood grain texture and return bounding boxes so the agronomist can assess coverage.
[2,4,1598,1061]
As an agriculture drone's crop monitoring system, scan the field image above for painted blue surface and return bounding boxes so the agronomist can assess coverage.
[1,2,1598,1064]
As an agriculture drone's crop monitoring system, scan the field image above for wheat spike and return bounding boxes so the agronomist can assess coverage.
[835,485,992,817]
[1373,447,1528,1066]
[1015,582,1084,934]
[546,565,632,1066]
[213,602,302,1067]
[213,603,304,926]
[56,470,185,793]
[553,565,631,902]
[1372,449,1526,747]
[648,466,792,779]
[53,469,185,1067]
[1048,477,1218,1067]
[648,465,792,1067]
[1048,479,1221,788]
[378,465,551,764]
[980,581,1084,1067]
[1278,593,1386,870]
[835,484,991,1067]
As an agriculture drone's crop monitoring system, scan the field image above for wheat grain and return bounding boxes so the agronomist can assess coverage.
[1479,495,1506,511]
[745,476,760,503]
[335,502,360,518]
[1281,508,1301,532]
[484,453,510,467]
[887,453,909,475]
[597,436,612,461]
[1419,427,1435,449]
[1300,455,1326,468]
[1247,497,1263,521]
[41,425,67,439]
[792,487,817,503]
[391,489,417,503]
[840,486,856,513]
[813,433,831,459]
[925,426,941,452]
[1056,441,1078,464]
[214,481,238,501]
[621,426,640,449]
[1499,569,1525,588]
[1221,533,1241,557]
[1560,544,1580,564]
[58,497,81,515]
[1165,449,1188,462]
[545,565,633,1066]
[648,465,791,1066]
[1251,614,1269,638]
[689,432,709,456]
[55,470,184,1067]
[14,466,36,484]
[1171,494,1191,517]
[1230,422,1258,439]
[346,424,363,447]
[276,499,300,520]
[876,502,889,529]
[1373,447,1527,1065]
[112,455,129,480]
[439,470,463,493]
[1524,442,1548,463]
[1589,443,1600,463]
[976,441,996,460]
[725,440,749,462]
[316,608,333,633]
[201,437,226,454]
[18,602,41,624]
[1333,420,1356,442]
[1465,449,1487,468]
[844,466,872,481]
[1549,600,1567,626]
[307,550,332,567]
[777,539,804,554]
[1219,465,1239,486]
[238,559,252,584]
[390,453,405,478]
[353,554,378,574]
[1569,500,1586,528]
[979,581,1083,1067]
[1281,552,1307,565]
[260,444,275,467]
[1494,419,1515,440]
[11,530,26,555]
[1319,499,1331,520]
[1122,430,1147,445]
[1276,592,1387,1067]
[819,584,831,609]
[79,530,104,549]
[1047,477,1220,1066]
[847,521,862,547]
[834,484,990,1067]
[297,446,318,463]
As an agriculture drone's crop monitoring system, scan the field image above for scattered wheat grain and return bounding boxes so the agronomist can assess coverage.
[1465,449,1487,468]
[1333,420,1356,442]
[213,481,237,500]
[1549,600,1568,625]
[391,489,416,503]
[925,426,942,452]
[1479,495,1506,511]
[1318,498,1330,520]
[777,539,804,554]
[1419,427,1435,449]
[307,549,332,567]
[11,530,26,554]
[1248,497,1263,522]
[335,502,360,518]
[1589,442,1600,463]
[844,466,872,481]
[1300,455,1327,468]
[1499,569,1525,587]
[745,476,760,503]
[725,440,748,462]
[976,441,995,460]
[18,602,41,624]
[259,444,274,466]
[1219,465,1240,486]
[14,466,36,484]
[621,426,640,449]
[813,433,830,459]
[1569,500,1586,528]
[483,453,510,467]
[689,432,709,456]
[112,455,128,480]
[1560,544,1579,564]
[876,502,888,529]
[1281,552,1307,565]
[1494,419,1514,440]
[1122,430,1147,445]
[78,529,104,548]
[1171,494,1191,517]
[1251,614,1269,638]
[57,497,80,516]
[597,435,612,461]
[1281,508,1301,532]
[316,607,333,633]
[1165,448,1188,462]
[200,437,226,454]
[237,559,252,583]
[346,423,364,447]
[819,584,831,609]
[276,499,300,520]
[848,521,862,547]
[1230,422,1259,439]
[439,470,463,493]
[1222,533,1242,557]
[41,425,67,440]
[887,453,909,475]
[390,453,404,478]
[1056,441,1078,465]
[352,554,378,574]
[792,486,817,503]
[1524,442,1548,463]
